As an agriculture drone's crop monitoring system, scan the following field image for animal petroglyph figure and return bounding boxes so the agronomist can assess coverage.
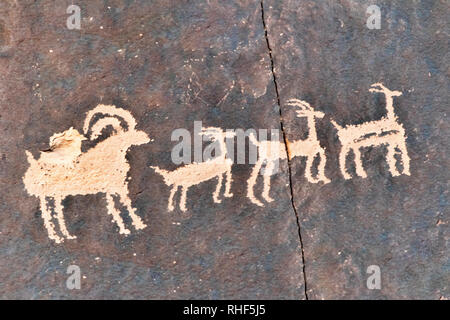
[246,133,288,206]
[285,99,330,184]
[151,127,235,212]
[331,83,410,179]
[23,105,149,243]
[247,99,330,206]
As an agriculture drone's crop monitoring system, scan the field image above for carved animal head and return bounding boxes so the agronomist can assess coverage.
[369,83,402,97]
[286,99,325,118]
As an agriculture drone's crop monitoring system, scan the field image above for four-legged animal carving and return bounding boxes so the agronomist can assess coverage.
[285,99,330,184]
[151,127,235,212]
[247,99,330,206]
[23,105,149,243]
[331,83,410,179]
[23,83,412,242]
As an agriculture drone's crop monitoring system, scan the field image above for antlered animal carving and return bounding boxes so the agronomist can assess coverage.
[23,105,149,243]
[247,99,330,206]
[285,99,330,184]
[331,83,410,179]
[151,127,235,212]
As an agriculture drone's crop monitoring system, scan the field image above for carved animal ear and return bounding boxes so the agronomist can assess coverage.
[286,98,303,107]
[286,98,312,111]
[369,83,388,92]
[369,83,402,96]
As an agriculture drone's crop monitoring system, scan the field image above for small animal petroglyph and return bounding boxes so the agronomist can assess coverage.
[23,105,149,243]
[331,83,410,179]
[285,99,330,184]
[247,99,330,206]
[151,127,236,212]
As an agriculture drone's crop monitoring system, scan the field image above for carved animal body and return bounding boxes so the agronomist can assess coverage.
[151,127,235,212]
[331,83,410,179]
[23,105,149,243]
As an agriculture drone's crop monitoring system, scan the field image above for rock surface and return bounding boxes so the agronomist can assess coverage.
[265,0,449,299]
[0,0,447,299]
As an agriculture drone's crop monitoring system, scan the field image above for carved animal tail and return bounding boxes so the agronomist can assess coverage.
[25,150,36,164]
[149,166,173,185]
[330,119,343,131]
[83,104,137,140]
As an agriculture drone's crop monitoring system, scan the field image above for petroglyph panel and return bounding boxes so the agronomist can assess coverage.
[264,0,449,299]
[0,0,447,300]
[0,0,304,299]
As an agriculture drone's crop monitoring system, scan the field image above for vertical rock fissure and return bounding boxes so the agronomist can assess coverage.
[260,0,309,299]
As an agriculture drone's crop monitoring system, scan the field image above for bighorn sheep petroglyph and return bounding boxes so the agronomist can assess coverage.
[247,99,330,206]
[23,105,149,243]
[150,127,235,212]
[331,83,410,179]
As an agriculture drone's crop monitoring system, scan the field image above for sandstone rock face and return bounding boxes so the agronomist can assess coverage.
[0,0,304,299]
[0,0,447,299]
[264,0,449,299]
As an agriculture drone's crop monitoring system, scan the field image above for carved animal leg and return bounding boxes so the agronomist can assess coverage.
[179,186,188,212]
[305,153,320,184]
[353,147,367,178]
[397,140,411,175]
[262,161,274,203]
[339,146,352,180]
[168,185,178,212]
[40,197,63,244]
[316,149,331,183]
[213,174,223,203]
[386,144,401,177]
[54,197,76,240]
[105,193,130,235]
[247,160,264,206]
[119,191,147,230]
[224,168,233,198]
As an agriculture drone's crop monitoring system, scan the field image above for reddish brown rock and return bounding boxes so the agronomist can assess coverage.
[0,0,447,300]
[264,0,448,299]
[0,0,305,299]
